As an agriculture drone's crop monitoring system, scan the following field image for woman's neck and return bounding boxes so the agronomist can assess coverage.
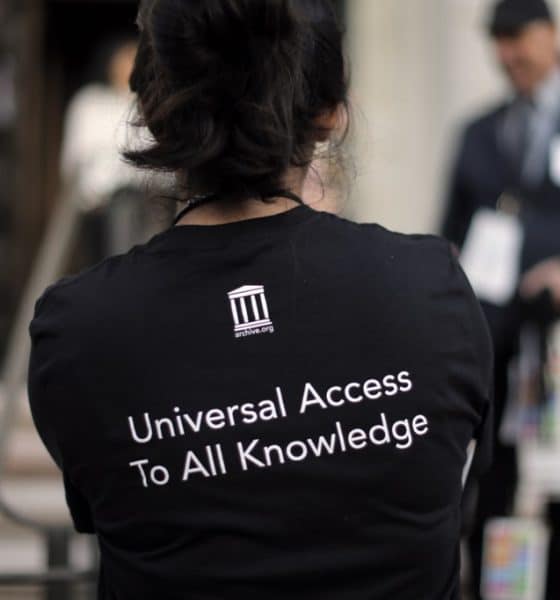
[173,195,304,227]
[174,168,307,227]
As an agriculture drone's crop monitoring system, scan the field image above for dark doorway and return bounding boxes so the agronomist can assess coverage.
[40,0,140,272]
[45,0,138,109]
[3,0,139,361]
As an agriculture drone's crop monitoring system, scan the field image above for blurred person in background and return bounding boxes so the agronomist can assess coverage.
[60,34,169,262]
[441,0,560,598]
[27,0,494,598]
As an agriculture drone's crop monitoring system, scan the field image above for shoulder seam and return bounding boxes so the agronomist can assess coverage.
[359,221,451,247]
[38,253,127,304]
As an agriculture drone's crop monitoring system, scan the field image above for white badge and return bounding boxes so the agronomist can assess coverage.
[459,208,524,306]
[549,135,560,186]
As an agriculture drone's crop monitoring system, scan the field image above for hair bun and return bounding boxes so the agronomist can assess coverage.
[150,0,301,85]
[125,0,348,204]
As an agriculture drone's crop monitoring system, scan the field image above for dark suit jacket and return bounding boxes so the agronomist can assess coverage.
[442,102,560,273]
[441,101,560,433]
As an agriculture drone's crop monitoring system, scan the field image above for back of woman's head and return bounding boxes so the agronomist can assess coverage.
[125,0,348,204]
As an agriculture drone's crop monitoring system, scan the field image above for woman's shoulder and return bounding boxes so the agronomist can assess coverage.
[319,209,449,245]
[318,210,456,279]
[29,251,137,335]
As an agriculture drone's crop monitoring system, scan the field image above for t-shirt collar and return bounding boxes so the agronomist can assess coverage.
[144,202,321,251]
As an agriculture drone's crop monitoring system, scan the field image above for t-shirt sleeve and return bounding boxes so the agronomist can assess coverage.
[446,241,495,479]
[27,287,96,534]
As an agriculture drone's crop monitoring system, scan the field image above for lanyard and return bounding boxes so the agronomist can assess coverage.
[171,190,305,226]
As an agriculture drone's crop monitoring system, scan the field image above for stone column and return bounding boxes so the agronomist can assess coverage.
[344,0,506,234]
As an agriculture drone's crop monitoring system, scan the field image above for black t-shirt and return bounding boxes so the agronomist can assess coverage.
[27,203,493,600]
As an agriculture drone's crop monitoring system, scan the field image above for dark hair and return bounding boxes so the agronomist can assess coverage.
[123,0,349,205]
[488,0,554,38]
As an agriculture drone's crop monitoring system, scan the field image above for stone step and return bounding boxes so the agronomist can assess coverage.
[0,383,36,428]
[0,583,96,600]
[0,527,97,600]
[0,476,96,598]
[0,478,71,527]
[0,529,94,573]
[3,430,58,477]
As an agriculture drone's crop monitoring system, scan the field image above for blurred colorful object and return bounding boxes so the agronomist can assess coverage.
[481,518,549,600]
[501,320,560,447]
[542,321,560,446]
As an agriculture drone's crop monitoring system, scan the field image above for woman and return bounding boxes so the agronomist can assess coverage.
[28,1,493,598]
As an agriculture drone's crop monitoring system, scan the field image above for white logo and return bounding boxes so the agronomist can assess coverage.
[227,285,274,338]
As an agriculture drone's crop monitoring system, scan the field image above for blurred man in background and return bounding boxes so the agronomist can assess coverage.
[60,34,172,263]
[60,35,140,214]
[441,0,560,598]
